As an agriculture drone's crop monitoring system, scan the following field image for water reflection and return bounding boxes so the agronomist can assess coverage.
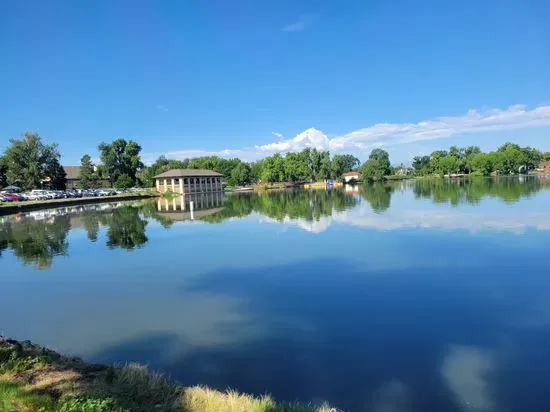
[1,177,549,269]
[156,192,225,221]
[1,177,550,411]
[412,176,545,205]
[0,214,70,269]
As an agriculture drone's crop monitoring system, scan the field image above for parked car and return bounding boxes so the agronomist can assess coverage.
[1,193,23,201]
[0,194,12,202]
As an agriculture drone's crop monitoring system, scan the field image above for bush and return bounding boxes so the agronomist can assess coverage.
[115,174,134,189]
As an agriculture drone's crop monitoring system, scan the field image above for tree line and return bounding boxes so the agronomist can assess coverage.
[2,131,549,191]
[138,149,361,187]
[411,143,550,177]
[0,133,144,190]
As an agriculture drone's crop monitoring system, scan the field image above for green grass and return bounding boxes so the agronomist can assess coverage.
[0,339,339,412]
[0,380,55,412]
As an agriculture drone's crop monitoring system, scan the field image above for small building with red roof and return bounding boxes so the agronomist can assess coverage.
[342,171,361,184]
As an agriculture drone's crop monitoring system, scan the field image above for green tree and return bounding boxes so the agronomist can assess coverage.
[230,162,252,186]
[331,154,360,178]
[368,149,391,175]
[98,139,144,187]
[2,132,64,190]
[469,153,493,176]
[79,154,98,189]
[0,156,7,188]
[440,155,460,175]
[361,159,386,181]
[115,173,134,189]
[48,159,67,190]
[318,151,332,180]
[360,149,391,180]
[543,152,550,161]
[412,156,431,175]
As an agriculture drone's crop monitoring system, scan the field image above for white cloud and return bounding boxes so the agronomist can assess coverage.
[441,345,496,411]
[281,14,317,32]
[272,132,284,138]
[156,104,168,112]
[146,103,550,162]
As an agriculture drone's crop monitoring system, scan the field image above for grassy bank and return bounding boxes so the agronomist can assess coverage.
[0,193,158,217]
[0,338,337,412]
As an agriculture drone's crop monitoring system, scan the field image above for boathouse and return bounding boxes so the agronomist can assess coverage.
[154,169,223,194]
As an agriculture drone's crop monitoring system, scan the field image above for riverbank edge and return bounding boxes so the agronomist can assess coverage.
[0,193,159,216]
[0,337,337,412]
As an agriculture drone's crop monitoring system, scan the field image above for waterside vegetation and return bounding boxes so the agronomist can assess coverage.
[2,131,548,193]
[0,337,337,412]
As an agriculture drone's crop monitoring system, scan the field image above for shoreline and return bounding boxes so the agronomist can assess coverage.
[0,337,337,412]
[0,193,159,216]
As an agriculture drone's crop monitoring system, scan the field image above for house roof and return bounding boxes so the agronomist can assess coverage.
[540,160,550,167]
[154,169,223,179]
[342,171,361,176]
[63,166,81,180]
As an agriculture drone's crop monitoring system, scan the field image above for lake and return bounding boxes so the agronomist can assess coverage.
[1,177,550,412]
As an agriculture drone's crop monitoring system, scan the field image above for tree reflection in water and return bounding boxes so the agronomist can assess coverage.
[1,177,548,268]
[0,214,71,269]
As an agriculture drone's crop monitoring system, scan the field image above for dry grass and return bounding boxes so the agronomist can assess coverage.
[0,338,341,412]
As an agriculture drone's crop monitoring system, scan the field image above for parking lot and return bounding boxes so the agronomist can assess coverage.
[0,188,146,203]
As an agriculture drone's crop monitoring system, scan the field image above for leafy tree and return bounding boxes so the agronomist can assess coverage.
[79,154,98,189]
[360,149,391,181]
[0,156,7,188]
[543,152,550,161]
[469,153,493,176]
[98,139,144,187]
[412,156,431,175]
[368,149,391,175]
[331,154,360,178]
[2,132,63,190]
[115,173,134,189]
[361,159,386,181]
[48,159,67,190]
[318,151,332,180]
[439,155,460,175]
[230,162,252,186]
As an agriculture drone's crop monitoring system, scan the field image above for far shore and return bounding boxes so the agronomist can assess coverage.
[0,193,159,217]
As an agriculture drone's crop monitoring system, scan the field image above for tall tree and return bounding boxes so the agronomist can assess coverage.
[412,156,431,175]
[331,154,360,178]
[79,154,97,189]
[368,149,391,175]
[98,139,144,187]
[2,132,63,190]
[48,159,67,190]
[230,162,252,186]
[361,149,392,180]
[0,156,7,188]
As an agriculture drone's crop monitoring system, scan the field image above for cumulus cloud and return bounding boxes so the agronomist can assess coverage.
[272,132,284,138]
[146,103,550,162]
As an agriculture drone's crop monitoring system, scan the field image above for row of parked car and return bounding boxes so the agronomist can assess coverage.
[0,188,124,202]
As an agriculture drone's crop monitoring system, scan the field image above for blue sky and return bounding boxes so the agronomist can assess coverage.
[1,0,549,165]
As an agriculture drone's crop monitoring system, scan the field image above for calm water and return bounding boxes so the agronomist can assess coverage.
[1,177,550,412]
